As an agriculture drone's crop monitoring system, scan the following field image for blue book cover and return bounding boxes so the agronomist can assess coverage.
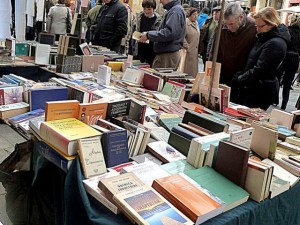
[171,125,200,140]
[8,108,45,126]
[30,87,68,110]
[36,141,75,173]
[101,130,129,167]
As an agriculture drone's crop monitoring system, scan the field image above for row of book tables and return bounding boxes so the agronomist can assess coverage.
[1,43,300,224]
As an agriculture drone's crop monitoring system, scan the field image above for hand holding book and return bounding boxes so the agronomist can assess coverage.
[133,31,149,44]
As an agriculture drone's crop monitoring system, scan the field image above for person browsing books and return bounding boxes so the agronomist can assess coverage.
[232,7,290,110]
[138,0,186,70]
[129,0,161,66]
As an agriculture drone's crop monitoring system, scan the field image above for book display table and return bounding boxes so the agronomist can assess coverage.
[25,141,300,225]
[0,63,58,82]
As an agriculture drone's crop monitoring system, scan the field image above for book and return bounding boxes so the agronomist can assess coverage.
[0,86,23,105]
[113,185,193,225]
[122,68,144,85]
[107,61,124,71]
[36,141,76,173]
[78,136,107,178]
[78,102,108,125]
[132,31,149,43]
[97,65,111,85]
[286,136,300,147]
[98,172,145,202]
[40,118,101,156]
[108,162,138,173]
[158,117,182,132]
[120,161,170,186]
[168,131,191,156]
[128,98,146,124]
[80,43,92,55]
[229,127,254,149]
[182,110,229,133]
[269,175,290,199]
[29,87,68,111]
[35,43,50,65]
[8,108,45,127]
[93,119,129,167]
[106,98,131,119]
[237,107,269,121]
[0,102,29,120]
[184,166,249,211]
[215,140,250,188]
[82,171,121,214]
[29,116,45,138]
[45,100,79,121]
[251,122,278,160]
[130,153,163,165]
[82,55,105,72]
[269,108,294,129]
[160,160,196,175]
[171,125,200,140]
[142,72,163,91]
[152,173,225,224]
[147,141,186,163]
[161,80,185,99]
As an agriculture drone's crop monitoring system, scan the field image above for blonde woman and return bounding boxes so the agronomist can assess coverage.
[233,7,290,110]
[183,8,200,77]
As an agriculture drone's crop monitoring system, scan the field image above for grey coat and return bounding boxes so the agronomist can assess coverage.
[46,4,72,35]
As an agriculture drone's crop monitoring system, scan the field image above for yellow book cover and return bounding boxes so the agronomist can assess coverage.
[107,61,124,71]
[45,100,80,121]
[40,118,101,156]
[78,102,108,125]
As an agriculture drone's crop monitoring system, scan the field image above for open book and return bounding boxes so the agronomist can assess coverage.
[132,31,149,44]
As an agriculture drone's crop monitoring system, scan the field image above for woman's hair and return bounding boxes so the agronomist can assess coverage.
[142,0,156,9]
[187,7,198,17]
[288,13,300,27]
[254,7,281,27]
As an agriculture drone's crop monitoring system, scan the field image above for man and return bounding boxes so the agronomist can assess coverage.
[199,5,221,68]
[139,0,186,69]
[86,0,103,43]
[209,3,256,103]
[93,0,128,52]
[197,7,209,29]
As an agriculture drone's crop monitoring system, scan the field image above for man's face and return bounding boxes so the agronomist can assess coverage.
[224,14,242,33]
[104,0,111,4]
[213,11,221,22]
[143,7,154,17]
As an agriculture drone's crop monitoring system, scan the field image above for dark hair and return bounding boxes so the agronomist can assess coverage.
[201,7,209,15]
[142,0,156,9]
[187,7,198,17]
[58,0,66,4]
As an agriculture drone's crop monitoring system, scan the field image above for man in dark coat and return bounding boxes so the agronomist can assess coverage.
[93,0,128,52]
[208,3,256,103]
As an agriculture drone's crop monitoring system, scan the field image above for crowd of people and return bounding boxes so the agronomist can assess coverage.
[45,0,300,111]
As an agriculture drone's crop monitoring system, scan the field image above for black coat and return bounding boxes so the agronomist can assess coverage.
[234,24,290,110]
[93,0,128,52]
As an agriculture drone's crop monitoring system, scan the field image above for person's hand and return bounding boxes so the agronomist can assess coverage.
[139,32,148,43]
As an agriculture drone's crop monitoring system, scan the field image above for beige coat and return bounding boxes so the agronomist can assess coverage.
[183,18,200,77]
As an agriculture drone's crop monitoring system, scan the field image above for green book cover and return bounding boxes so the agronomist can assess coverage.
[160,160,196,174]
[15,43,29,56]
[158,117,182,132]
[184,166,249,211]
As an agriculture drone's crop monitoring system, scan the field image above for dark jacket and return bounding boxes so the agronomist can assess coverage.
[147,0,186,54]
[235,24,290,109]
[199,17,212,55]
[93,0,128,52]
[288,26,300,54]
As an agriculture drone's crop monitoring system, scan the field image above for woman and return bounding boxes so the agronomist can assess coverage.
[183,7,200,77]
[280,13,300,110]
[233,7,290,110]
[46,0,72,40]
[130,0,161,66]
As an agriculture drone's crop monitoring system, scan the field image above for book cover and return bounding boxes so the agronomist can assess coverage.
[78,102,108,125]
[113,186,193,225]
[168,131,191,156]
[29,116,45,138]
[160,160,196,175]
[121,161,170,186]
[161,81,185,99]
[171,125,200,140]
[36,141,76,173]
[229,127,254,149]
[122,68,144,85]
[128,98,146,124]
[184,166,249,211]
[40,118,101,156]
[130,153,163,165]
[152,174,225,224]
[0,86,23,105]
[215,140,250,188]
[237,107,269,121]
[8,108,45,127]
[97,65,111,85]
[269,108,294,129]
[45,100,79,121]
[142,73,163,91]
[269,175,290,198]
[158,117,182,132]
[0,102,29,120]
[78,136,107,178]
[29,87,68,111]
[182,110,228,133]
[106,98,131,119]
[147,141,186,163]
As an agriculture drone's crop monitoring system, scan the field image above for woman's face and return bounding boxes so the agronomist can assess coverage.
[143,7,154,18]
[255,18,273,33]
[189,12,198,22]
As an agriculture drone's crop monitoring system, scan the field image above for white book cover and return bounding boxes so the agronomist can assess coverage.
[230,127,254,149]
[122,68,144,85]
[97,65,111,86]
[35,44,50,65]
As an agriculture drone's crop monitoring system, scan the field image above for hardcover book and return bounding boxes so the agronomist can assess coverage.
[0,86,23,105]
[113,185,193,225]
[215,140,250,188]
[40,118,101,156]
[78,136,107,178]
[0,102,29,120]
[229,127,254,149]
[152,173,225,224]
[147,141,186,163]
[168,131,191,156]
[142,72,163,91]
[184,166,249,211]
[106,98,131,119]
[78,102,108,125]
[45,100,79,121]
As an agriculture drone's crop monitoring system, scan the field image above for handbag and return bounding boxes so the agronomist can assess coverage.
[66,7,72,33]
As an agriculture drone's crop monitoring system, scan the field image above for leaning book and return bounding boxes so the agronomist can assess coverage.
[113,185,193,225]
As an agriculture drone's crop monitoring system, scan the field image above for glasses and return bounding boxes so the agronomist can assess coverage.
[255,23,267,28]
